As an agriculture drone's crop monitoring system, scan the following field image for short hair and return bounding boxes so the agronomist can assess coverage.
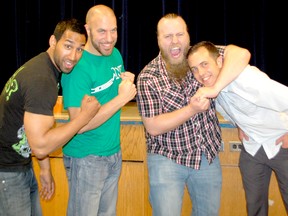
[53,18,86,41]
[187,41,220,60]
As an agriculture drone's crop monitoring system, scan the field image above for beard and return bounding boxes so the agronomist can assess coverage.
[160,46,190,81]
[89,30,116,56]
[165,60,189,81]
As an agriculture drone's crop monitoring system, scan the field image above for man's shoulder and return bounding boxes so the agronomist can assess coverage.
[111,47,122,57]
[24,52,49,67]
[139,58,161,79]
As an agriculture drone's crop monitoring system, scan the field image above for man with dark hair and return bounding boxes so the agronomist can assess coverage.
[0,18,100,215]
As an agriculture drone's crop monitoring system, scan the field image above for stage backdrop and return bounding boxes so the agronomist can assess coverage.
[1,0,286,91]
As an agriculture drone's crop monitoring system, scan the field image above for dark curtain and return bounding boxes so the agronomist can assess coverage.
[2,0,287,91]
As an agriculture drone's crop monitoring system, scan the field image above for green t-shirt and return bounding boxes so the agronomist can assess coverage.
[61,48,124,157]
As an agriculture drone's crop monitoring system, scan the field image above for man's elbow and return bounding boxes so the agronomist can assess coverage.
[146,129,160,136]
[242,48,251,63]
[142,117,163,136]
[32,149,48,160]
[30,142,50,159]
[144,125,163,136]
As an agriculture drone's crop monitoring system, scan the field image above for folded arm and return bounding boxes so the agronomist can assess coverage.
[69,79,136,133]
[26,95,100,159]
[142,96,210,136]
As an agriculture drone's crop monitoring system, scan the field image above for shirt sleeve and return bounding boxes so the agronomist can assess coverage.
[136,74,162,118]
[23,72,57,116]
[61,67,91,109]
[226,65,288,113]
[216,45,225,57]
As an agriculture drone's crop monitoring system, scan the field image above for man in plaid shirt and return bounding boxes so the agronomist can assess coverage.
[136,13,250,216]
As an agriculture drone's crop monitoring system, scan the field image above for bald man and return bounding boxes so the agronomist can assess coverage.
[61,5,136,215]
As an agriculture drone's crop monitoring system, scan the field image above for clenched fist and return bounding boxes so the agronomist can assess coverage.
[118,80,137,103]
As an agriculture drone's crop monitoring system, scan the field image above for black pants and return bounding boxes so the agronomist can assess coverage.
[239,146,288,216]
